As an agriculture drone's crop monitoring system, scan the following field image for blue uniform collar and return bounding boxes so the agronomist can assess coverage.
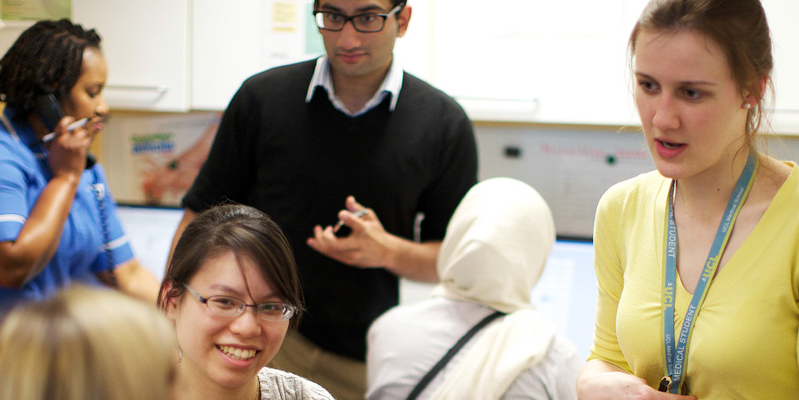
[1,109,44,151]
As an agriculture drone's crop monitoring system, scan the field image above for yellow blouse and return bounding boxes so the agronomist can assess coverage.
[589,163,799,399]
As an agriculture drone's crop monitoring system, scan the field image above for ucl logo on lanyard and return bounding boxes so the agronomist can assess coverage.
[659,153,757,395]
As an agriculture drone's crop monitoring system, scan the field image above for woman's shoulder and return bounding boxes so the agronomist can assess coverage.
[507,335,582,400]
[604,170,664,196]
[597,170,666,212]
[0,127,26,158]
[258,367,335,400]
[764,157,797,193]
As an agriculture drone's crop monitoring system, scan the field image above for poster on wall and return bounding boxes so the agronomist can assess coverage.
[262,0,325,70]
[2,0,71,21]
[101,112,221,207]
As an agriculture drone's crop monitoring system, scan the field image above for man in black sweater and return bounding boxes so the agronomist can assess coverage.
[172,0,477,398]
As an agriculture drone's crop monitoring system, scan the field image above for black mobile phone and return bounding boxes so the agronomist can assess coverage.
[33,94,96,169]
[34,94,63,132]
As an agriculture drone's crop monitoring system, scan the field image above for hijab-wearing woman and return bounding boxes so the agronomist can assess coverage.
[367,177,582,400]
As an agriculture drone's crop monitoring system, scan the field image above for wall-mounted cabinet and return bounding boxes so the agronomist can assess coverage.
[71,0,191,112]
[427,0,799,134]
[0,0,191,112]
[0,0,797,132]
[191,0,326,110]
[762,0,799,134]
[428,0,641,127]
[191,0,265,110]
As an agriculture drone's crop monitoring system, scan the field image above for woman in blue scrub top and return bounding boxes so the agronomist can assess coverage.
[0,19,159,311]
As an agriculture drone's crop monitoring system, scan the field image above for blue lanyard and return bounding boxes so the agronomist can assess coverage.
[660,153,757,394]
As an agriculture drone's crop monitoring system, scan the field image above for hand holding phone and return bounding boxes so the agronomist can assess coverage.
[34,94,63,132]
[34,94,96,169]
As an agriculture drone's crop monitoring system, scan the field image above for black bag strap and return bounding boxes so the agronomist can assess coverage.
[406,311,505,400]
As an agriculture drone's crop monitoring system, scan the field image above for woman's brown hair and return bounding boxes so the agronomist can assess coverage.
[158,204,304,330]
[629,0,774,145]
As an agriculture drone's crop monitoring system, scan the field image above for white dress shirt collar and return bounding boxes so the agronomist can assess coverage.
[305,55,403,117]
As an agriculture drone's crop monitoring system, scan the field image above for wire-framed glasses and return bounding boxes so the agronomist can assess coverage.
[183,283,297,322]
[313,4,403,33]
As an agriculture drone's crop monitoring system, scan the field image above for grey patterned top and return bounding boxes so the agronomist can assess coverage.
[258,367,335,400]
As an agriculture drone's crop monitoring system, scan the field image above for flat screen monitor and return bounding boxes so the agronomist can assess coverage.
[115,204,184,280]
[400,239,597,360]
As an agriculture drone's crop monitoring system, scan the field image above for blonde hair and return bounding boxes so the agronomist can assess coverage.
[0,285,177,400]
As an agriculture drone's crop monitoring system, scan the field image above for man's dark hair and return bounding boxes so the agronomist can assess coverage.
[314,0,406,10]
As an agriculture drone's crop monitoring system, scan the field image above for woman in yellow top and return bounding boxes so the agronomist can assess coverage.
[578,0,799,399]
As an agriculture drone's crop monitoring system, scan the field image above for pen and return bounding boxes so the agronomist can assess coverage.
[333,209,368,233]
[41,118,90,143]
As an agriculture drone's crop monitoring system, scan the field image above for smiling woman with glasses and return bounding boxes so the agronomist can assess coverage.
[158,204,334,400]
[182,282,298,322]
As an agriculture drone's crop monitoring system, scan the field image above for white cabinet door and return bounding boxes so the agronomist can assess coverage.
[762,0,799,135]
[72,0,190,112]
[191,0,325,111]
[191,0,266,111]
[428,0,642,126]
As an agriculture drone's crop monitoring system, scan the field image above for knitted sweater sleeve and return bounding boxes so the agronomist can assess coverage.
[182,74,263,212]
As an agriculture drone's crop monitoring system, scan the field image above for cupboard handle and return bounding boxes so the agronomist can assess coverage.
[106,85,168,94]
[455,97,539,104]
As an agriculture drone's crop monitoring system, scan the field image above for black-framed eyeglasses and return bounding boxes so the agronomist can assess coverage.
[313,3,403,33]
[183,283,298,322]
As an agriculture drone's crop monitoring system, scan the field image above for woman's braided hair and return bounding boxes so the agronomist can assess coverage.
[0,19,101,121]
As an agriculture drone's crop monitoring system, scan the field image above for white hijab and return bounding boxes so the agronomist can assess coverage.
[428,177,557,400]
